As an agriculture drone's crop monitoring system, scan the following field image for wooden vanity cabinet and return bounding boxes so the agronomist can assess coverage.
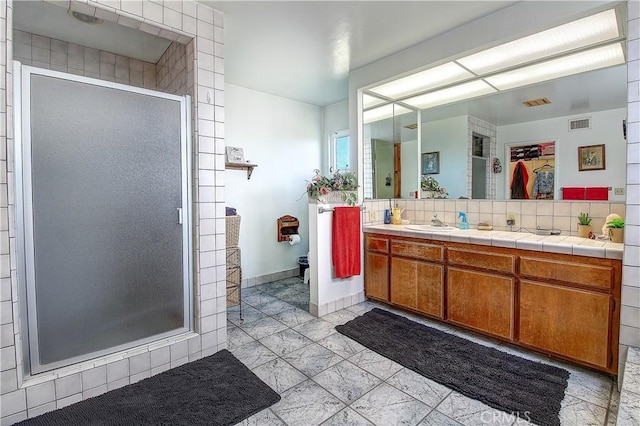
[363,232,622,374]
[389,239,445,318]
[364,235,390,302]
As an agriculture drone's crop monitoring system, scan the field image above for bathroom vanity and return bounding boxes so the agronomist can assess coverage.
[364,226,622,374]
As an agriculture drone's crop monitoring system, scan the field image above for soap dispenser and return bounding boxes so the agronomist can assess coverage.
[458,212,469,230]
[391,204,403,225]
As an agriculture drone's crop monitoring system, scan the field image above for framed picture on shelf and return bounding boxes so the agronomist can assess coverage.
[578,144,605,171]
[422,151,440,174]
[225,146,245,164]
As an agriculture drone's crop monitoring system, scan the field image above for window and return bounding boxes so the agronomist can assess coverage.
[330,130,350,171]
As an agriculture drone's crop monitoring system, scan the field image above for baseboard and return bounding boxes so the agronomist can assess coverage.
[313,291,366,317]
[241,268,298,288]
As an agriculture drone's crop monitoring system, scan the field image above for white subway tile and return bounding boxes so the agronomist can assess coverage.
[0,388,26,416]
[142,1,163,23]
[81,365,106,390]
[106,359,129,383]
[1,346,16,371]
[28,401,57,418]
[26,381,55,409]
[129,352,150,375]
[82,383,107,399]
[55,373,81,399]
[0,369,17,393]
[170,340,189,361]
[107,377,129,391]
[120,0,142,16]
[163,7,182,30]
[149,346,170,368]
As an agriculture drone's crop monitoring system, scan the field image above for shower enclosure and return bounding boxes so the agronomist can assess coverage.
[14,63,192,373]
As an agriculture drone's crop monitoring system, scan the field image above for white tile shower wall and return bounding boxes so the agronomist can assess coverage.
[0,0,226,423]
[621,0,640,381]
[12,30,158,89]
[468,116,497,199]
[156,41,187,95]
[362,199,626,237]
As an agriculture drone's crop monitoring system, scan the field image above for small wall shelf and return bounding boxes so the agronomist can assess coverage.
[226,163,258,179]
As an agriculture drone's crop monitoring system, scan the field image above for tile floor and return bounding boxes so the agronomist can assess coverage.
[229,278,620,426]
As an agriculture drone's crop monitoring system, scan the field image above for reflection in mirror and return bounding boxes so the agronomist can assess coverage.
[363,99,419,199]
[360,5,628,201]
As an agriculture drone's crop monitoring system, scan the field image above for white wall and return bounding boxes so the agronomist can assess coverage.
[401,140,419,197]
[225,84,322,280]
[322,99,349,174]
[422,116,469,199]
[497,108,627,202]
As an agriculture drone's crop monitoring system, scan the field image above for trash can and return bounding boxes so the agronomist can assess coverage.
[297,256,309,277]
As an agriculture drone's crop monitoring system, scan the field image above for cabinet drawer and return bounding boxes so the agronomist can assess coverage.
[448,248,515,274]
[365,235,389,253]
[391,240,444,262]
[520,257,614,291]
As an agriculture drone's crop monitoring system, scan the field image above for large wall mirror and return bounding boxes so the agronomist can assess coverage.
[363,99,420,199]
[360,4,628,202]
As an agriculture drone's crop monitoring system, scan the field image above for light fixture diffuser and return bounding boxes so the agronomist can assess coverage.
[457,9,619,75]
[402,80,496,110]
[485,43,625,91]
[363,103,412,124]
[368,62,474,99]
[362,94,388,109]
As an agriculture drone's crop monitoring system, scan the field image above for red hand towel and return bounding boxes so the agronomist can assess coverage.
[562,187,585,200]
[586,187,609,200]
[332,206,361,279]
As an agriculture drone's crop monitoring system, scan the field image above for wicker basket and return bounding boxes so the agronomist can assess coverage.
[226,266,241,306]
[225,215,241,248]
[226,246,241,268]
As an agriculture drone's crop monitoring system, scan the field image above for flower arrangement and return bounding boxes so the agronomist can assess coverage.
[306,169,358,206]
[420,175,448,198]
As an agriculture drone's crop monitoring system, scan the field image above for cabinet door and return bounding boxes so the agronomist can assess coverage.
[519,280,612,370]
[447,268,514,339]
[365,252,389,302]
[391,257,444,318]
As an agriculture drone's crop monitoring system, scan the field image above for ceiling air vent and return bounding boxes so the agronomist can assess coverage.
[404,123,418,129]
[569,118,591,131]
[523,98,551,107]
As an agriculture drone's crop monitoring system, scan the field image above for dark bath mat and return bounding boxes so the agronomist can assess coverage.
[18,349,280,426]
[336,308,569,426]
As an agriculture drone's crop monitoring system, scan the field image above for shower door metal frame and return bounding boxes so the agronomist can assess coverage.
[14,62,193,374]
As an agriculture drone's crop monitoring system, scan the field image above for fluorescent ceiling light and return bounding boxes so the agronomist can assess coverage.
[485,43,625,91]
[457,9,619,75]
[402,80,496,109]
[362,94,388,109]
[368,62,474,99]
[363,103,412,124]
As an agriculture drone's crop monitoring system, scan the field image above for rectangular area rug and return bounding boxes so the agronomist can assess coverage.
[18,349,280,426]
[336,308,569,426]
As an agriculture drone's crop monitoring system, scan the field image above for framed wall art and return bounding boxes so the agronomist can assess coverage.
[421,151,440,174]
[578,144,605,171]
[225,146,245,164]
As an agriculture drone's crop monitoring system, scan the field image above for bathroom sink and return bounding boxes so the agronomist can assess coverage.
[405,225,458,232]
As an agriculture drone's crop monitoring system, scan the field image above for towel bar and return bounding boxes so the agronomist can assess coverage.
[318,206,366,214]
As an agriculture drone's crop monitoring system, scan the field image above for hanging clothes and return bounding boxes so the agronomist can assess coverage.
[510,161,529,199]
[533,171,554,199]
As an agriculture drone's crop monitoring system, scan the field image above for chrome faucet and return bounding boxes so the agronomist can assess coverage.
[431,214,445,227]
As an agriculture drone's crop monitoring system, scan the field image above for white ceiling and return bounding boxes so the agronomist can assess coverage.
[12,1,627,125]
[13,1,171,63]
[202,1,518,106]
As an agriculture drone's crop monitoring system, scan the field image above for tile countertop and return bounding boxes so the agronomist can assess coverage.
[363,224,624,260]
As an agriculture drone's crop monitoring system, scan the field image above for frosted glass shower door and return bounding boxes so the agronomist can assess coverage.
[17,66,191,373]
